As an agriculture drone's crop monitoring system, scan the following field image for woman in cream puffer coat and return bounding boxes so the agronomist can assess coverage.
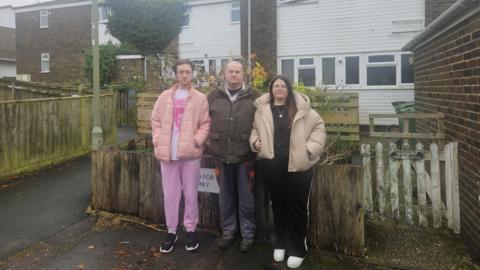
[249,75,326,269]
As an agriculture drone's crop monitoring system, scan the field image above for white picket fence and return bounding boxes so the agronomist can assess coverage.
[361,141,460,233]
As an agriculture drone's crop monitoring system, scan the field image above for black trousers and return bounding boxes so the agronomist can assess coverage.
[261,159,313,258]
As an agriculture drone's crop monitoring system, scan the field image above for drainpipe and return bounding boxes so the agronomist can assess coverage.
[247,0,251,74]
[403,0,479,51]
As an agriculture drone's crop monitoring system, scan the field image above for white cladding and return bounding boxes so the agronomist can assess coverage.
[0,6,15,28]
[179,1,240,60]
[277,0,424,57]
[277,0,423,124]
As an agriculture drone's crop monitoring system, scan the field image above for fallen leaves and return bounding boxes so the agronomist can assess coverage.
[77,263,85,269]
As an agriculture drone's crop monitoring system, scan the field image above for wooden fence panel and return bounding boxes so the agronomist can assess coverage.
[91,151,365,256]
[0,94,116,180]
[430,143,442,228]
[361,144,373,217]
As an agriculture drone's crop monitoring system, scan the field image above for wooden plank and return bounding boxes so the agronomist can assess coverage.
[444,142,453,230]
[369,113,445,119]
[415,143,428,227]
[309,164,364,257]
[450,142,460,233]
[361,144,373,217]
[369,131,445,139]
[445,142,460,233]
[402,142,414,225]
[375,142,386,220]
[389,142,400,221]
[430,143,442,228]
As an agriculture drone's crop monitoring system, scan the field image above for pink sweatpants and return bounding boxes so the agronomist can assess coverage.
[160,159,200,233]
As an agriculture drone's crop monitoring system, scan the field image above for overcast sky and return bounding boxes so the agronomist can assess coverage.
[0,0,55,7]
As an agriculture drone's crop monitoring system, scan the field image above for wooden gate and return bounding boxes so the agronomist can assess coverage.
[361,141,459,233]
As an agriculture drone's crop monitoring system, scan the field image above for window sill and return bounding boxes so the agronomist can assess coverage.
[40,71,50,73]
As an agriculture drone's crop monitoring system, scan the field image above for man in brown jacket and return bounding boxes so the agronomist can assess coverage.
[207,61,260,252]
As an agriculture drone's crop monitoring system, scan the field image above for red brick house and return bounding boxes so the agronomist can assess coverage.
[403,0,480,258]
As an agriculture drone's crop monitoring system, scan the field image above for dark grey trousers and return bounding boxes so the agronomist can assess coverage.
[215,160,256,240]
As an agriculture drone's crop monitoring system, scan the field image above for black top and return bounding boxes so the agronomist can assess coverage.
[271,104,291,167]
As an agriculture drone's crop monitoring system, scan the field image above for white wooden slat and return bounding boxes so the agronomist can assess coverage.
[445,142,461,233]
[388,142,400,221]
[376,142,385,220]
[445,143,453,230]
[361,144,373,217]
[402,142,413,225]
[415,143,427,227]
[430,143,442,228]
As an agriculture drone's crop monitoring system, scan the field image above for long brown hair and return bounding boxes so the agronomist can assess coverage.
[269,75,297,127]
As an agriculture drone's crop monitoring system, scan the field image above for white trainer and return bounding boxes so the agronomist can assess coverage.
[287,256,305,269]
[273,249,285,262]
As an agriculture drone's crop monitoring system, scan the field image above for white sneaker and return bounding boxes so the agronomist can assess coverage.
[287,256,305,269]
[273,249,285,262]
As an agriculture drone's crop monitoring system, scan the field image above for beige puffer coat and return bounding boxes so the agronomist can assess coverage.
[249,91,326,172]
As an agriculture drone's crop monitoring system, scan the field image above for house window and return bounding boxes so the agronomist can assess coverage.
[98,6,110,22]
[192,60,205,74]
[41,53,49,73]
[322,57,335,85]
[182,9,190,27]
[40,10,48,28]
[401,54,414,83]
[345,56,359,85]
[209,59,216,75]
[298,57,315,87]
[231,1,240,23]
[281,59,294,83]
[367,54,396,85]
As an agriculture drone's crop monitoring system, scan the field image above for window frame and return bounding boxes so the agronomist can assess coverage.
[182,8,191,28]
[344,55,360,86]
[400,53,414,85]
[321,56,336,86]
[296,57,316,87]
[41,53,50,73]
[366,54,397,86]
[40,10,48,28]
[98,6,110,23]
[230,1,240,24]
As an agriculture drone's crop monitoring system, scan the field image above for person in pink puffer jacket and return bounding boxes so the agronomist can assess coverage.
[151,59,210,254]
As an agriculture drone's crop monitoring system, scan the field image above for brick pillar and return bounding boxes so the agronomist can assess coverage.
[425,0,457,26]
[240,0,277,79]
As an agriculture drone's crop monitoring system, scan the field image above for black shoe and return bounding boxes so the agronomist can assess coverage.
[239,238,254,253]
[160,233,178,253]
[185,231,199,251]
[216,236,235,249]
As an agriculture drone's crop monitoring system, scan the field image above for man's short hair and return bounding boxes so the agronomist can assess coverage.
[173,59,194,74]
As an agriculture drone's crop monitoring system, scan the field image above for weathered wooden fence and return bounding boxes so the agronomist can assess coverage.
[361,141,460,233]
[115,88,137,126]
[91,147,364,256]
[0,79,88,100]
[0,94,117,180]
[136,92,360,141]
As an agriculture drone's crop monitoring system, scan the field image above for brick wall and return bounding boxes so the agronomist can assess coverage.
[240,0,277,79]
[113,58,144,83]
[0,26,15,60]
[412,11,480,258]
[425,0,457,26]
[16,5,91,83]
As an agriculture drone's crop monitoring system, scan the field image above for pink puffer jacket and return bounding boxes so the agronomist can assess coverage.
[151,84,211,162]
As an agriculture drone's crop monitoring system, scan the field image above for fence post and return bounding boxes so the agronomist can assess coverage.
[430,143,441,228]
[415,143,428,227]
[10,79,15,100]
[375,142,385,220]
[389,142,400,221]
[402,142,414,225]
[361,144,373,217]
[445,142,460,233]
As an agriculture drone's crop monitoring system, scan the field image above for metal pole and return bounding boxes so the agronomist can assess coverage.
[91,0,103,150]
[247,0,251,74]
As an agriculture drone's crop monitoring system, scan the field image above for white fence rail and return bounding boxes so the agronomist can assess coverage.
[361,141,460,233]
